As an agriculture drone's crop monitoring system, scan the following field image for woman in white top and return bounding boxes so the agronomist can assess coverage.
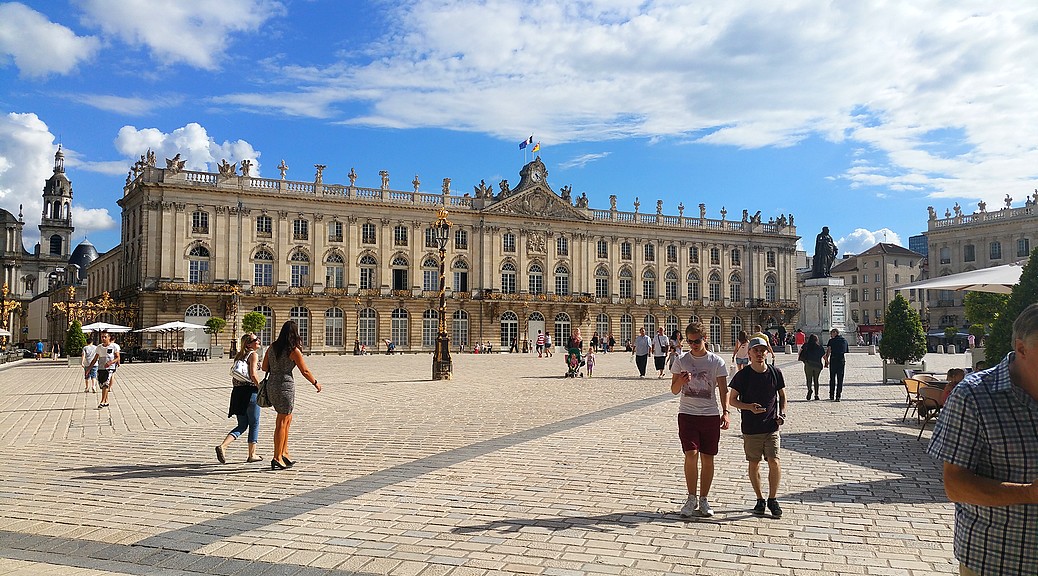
[732,330,750,371]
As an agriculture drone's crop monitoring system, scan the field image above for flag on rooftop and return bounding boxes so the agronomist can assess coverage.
[531,142,541,153]
[518,135,533,150]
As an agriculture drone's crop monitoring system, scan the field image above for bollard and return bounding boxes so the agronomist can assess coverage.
[869,345,876,355]
[936,345,944,354]
[785,344,793,354]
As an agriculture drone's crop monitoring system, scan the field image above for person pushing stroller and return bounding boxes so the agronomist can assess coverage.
[565,329,585,378]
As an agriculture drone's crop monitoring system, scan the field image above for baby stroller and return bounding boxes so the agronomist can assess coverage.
[565,347,585,378]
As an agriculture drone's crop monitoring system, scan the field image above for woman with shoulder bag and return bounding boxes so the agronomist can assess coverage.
[216,333,263,464]
[799,334,825,401]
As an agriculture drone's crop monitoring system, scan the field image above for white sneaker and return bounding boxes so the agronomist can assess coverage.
[696,497,715,517]
[679,495,699,517]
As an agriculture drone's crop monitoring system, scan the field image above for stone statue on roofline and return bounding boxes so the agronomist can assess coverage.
[218,159,237,178]
[576,192,588,208]
[1004,193,1013,209]
[166,154,186,175]
[928,206,936,220]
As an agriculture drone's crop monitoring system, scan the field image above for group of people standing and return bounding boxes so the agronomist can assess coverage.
[216,320,321,471]
[796,328,849,401]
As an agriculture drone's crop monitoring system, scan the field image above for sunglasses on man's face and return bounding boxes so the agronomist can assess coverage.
[687,337,704,345]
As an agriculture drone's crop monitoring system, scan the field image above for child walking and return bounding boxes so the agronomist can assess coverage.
[586,349,596,377]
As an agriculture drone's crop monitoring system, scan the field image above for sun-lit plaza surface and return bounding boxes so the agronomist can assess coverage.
[0,350,969,575]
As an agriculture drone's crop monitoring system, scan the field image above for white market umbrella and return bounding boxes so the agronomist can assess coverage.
[895,261,1026,294]
[81,321,132,333]
[0,328,10,337]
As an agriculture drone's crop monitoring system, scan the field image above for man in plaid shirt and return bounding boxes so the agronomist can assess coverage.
[928,303,1038,575]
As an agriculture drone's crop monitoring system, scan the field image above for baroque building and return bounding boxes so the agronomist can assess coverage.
[99,154,801,352]
[924,193,1038,329]
[829,243,924,344]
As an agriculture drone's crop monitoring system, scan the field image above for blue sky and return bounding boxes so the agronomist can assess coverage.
[2,1,1037,257]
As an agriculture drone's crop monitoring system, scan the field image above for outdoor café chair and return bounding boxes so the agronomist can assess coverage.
[902,378,925,422]
[917,384,945,439]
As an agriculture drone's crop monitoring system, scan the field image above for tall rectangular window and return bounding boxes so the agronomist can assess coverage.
[503,233,516,253]
[990,241,1002,260]
[666,244,677,263]
[597,240,609,259]
[293,219,308,241]
[327,221,342,242]
[964,244,975,262]
[254,263,272,286]
[644,243,655,262]
[256,215,272,237]
[688,246,699,264]
[362,223,376,244]
[1018,238,1030,258]
[621,242,632,260]
[455,229,468,250]
[556,236,568,257]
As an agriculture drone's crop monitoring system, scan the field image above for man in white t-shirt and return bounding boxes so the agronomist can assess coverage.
[670,321,730,518]
[85,331,121,409]
[81,339,98,393]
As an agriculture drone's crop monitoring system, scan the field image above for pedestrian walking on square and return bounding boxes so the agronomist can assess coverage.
[794,329,805,352]
[632,327,651,377]
[536,330,545,357]
[34,340,43,360]
[590,332,600,354]
[823,328,849,401]
[670,321,730,518]
[652,327,670,378]
[586,349,595,377]
[84,331,120,409]
[928,303,1038,576]
[798,334,825,400]
[666,330,683,371]
[217,333,263,464]
[728,337,786,517]
[731,331,750,372]
[607,333,615,352]
[81,337,97,393]
[544,333,553,357]
[262,320,321,471]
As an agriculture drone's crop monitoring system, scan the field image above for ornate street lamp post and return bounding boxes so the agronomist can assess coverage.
[0,283,20,349]
[432,207,453,380]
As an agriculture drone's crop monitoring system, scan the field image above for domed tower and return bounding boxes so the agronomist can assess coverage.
[39,145,74,258]
[68,239,99,283]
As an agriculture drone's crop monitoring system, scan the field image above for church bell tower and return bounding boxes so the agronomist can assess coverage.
[39,145,74,258]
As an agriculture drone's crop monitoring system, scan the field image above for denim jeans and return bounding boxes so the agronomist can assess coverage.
[229,391,260,444]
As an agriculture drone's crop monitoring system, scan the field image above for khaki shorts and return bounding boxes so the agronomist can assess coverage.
[743,431,780,462]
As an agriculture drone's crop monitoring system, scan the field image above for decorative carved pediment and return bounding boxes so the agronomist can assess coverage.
[483,187,591,221]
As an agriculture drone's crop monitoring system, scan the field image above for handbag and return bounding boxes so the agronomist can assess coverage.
[230,351,253,382]
[256,376,272,408]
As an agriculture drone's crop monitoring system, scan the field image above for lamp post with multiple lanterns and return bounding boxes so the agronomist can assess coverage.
[432,207,453,380]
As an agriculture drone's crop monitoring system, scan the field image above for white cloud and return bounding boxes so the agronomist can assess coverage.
[0,2,100,77]
[836,228,903,256]
[114,123,262,175]
[214,1,1038,208]
[559,152,611,170]
[0,112,57,246]
[76,0,284,70]
[74,94,184,116]
[72,206,116,237]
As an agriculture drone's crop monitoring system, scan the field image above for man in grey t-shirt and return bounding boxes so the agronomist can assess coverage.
[632,328,652,378]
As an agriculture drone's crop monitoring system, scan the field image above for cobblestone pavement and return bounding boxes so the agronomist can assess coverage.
[0,349,971,575]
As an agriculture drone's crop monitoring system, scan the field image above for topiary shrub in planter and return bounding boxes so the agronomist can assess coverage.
[879,293,928,382]
[66,320,87,367]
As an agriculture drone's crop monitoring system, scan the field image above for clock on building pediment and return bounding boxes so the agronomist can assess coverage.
[518,157,548,189]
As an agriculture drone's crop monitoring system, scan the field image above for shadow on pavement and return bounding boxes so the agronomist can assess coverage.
[64,462,260,480]
[451,510,761,534]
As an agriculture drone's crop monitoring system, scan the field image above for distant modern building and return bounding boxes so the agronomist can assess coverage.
[88,153,803,353]
[908,234,928,257]
[829,243,925,344]
[924,194,1038,329]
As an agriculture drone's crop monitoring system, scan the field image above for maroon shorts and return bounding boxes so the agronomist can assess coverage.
[677,413,721,455]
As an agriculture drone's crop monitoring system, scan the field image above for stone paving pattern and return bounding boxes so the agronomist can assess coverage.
[0,349,970,575]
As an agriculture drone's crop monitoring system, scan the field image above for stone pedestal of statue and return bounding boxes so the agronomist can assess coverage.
[800,277,848,345]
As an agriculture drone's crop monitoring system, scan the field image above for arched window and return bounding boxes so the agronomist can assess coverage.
[359,254,377,290]
[289,250,310,287]
[422,256,439,292]
[325,307,344,348]
[188,245,210,284]
[501,262,517,294]
[185,304,211,319]
[554,313,571,344]
[358,308,377,346]
[729,272,742,302]
[710,316,722,346]
[325,252,345,288]
[555,264,570,296]
[500,311,519,347]
[290,306,310,347]
[253,249,274,286]
[730,316,743,348]
[665,269,678,300]
[528,263,543,294]
[708,271,722,302]
[619,267,633,299]
[643,314,657,335]
[688,314,700,326]
[391,308,409,346]
[642,268,656,299]
[765,274,778,302]
[253,305,274,345]
[391,255,409,291]
[595,266,609,298]
[687,271,700,301]
[452,258,469,293]
[620,313,633,347]
[422,309,439,347]
[452,310,469,347]
[596,313,610,344]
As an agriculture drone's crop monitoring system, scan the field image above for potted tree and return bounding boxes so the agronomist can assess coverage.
[943,326,959,353]
[242,311,267,343]
[204,317,227,359]
[964,290,1008,368]
[985,246,1038,366]
[879,293,928,383]
[65,320,87,368]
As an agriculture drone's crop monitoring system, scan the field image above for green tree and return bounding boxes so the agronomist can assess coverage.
[241,311,267,336]
[986,247,1038,365]
[943,326,958,341]
[969,323,986,346]
[204,317,226,345]
[964,291,1008,335]
[65,320,87,359]
[879,293,927,364]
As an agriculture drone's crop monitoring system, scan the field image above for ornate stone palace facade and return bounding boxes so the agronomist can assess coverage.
[924,193,1038,329]
[97,154,801,352]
